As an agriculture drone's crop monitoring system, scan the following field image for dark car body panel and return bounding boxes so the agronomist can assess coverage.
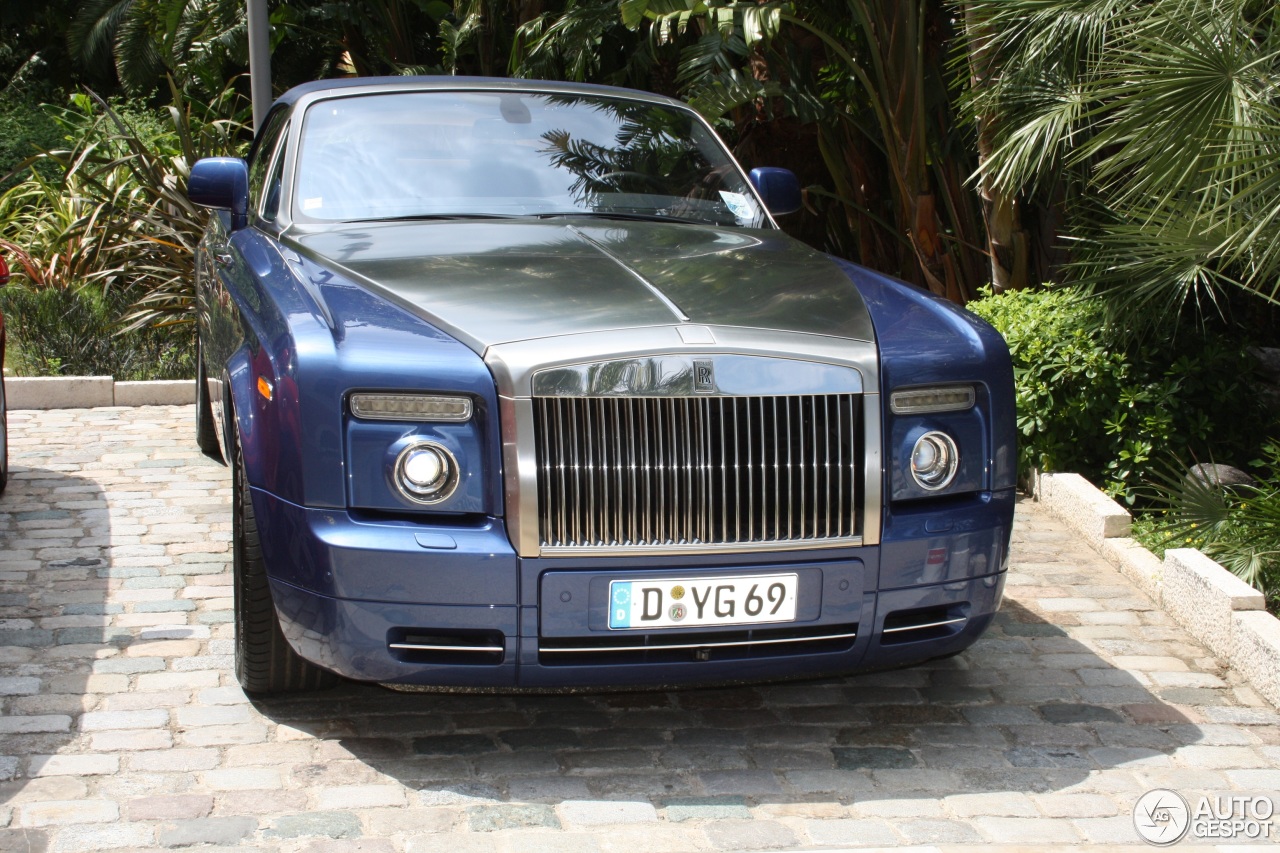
[192,77,1017,690]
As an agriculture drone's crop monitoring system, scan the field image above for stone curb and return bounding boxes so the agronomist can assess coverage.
[4,376,194,409]
[1035,472,1132,539]
[1036,471,1280,709]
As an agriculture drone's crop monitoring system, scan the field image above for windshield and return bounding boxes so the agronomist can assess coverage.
[293,90,769,228]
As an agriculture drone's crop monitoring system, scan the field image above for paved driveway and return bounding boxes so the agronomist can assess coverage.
[1,405,1278,852]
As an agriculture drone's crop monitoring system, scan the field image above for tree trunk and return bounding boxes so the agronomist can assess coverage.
[963,2,1029,292]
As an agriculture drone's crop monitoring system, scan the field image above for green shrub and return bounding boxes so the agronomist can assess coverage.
[0,283,194,381]
[967,286,1265,503]
[1,84,249,333]
[0,92,65,187]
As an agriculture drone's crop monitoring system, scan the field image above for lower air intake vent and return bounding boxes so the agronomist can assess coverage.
[388,629,504,665]
[538,623,857,666]
[880,604,968,646]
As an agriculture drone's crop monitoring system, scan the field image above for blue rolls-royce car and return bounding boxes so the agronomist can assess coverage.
[187,76,1016,695]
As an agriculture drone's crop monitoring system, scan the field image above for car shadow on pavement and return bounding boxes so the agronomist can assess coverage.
[249,596,1209,830]
[0,463,118,852]
[0,411,232,853]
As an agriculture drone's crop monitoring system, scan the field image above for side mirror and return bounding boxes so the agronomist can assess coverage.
[749,167,802,216]
[188,157,250,231]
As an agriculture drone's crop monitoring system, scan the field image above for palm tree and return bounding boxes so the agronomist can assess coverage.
[513,0,668,90]
[68,0,246,95]
[963,0,1280,329]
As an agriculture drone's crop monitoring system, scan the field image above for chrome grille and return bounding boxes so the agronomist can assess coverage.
[534,394,862,549]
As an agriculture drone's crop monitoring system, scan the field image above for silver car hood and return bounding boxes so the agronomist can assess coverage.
[285,218,876,358]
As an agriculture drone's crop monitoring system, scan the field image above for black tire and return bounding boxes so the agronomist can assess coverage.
[195,339,223,461]
[0,377,8,497]
[232,425,337,695]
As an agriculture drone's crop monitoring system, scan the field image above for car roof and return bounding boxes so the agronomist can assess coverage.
[273,76,686,112]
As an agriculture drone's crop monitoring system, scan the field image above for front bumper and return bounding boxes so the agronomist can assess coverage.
[254,488,1013,689]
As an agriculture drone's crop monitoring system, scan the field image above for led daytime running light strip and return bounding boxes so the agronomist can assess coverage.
[350,393,473,422]
[890,386,975,414]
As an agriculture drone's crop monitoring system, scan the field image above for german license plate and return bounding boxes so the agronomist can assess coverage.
[608,573,798,630]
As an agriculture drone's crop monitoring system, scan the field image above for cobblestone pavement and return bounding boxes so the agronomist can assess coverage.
[2,405,1279,853]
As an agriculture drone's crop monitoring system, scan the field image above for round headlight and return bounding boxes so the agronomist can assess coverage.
[910,431,959,490]
[394,442,459,504]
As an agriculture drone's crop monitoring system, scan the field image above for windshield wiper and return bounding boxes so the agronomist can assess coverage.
[533,211,706,225]
[341,213,519,223]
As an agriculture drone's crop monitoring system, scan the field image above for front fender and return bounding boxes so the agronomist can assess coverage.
[837,259,1017,496]
[224,344,278,493]
[214,226,505,512]
[213,228,322,505]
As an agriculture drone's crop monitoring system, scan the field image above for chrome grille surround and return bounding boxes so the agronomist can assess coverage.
[534,394,863,551]
[483,325,883,558]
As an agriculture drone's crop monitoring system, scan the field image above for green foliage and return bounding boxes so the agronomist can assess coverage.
[967,285,1266,503]
[0,282,194,380]
[0,0,85,94]
[1138,446,1280,605]
[67,0,250,97]
[965,0,1280,330]
[0,165,115,295]
[0,81,246,381]
[0,93,65,187]
[1,82,250,331]
[514,1,662,89]
[65,0,527,95]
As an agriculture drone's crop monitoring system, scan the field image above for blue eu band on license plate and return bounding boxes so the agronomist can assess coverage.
[608,573,798,630]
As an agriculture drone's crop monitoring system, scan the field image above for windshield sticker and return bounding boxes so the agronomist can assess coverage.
[718,191,755,221]
[302,197,324,211]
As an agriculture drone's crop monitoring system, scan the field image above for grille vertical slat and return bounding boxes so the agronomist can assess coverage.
[795,397,803,539]
[683,400,694,544]
[630,399,641,545]
[822,396,832,538]
[771,397,781,541]
[788,397,796,540]
[584,399,596,546]
[653,401,665,545]
[573,401,583,544]
[535,393,862,550]
[557,398,567,544]
[670,401,680,544]
[640,401,650,545]
[836,395,845,537]
[719,398,729,542]
[811,395,820,540]
[539,400,551,545]
[747,398,756,542]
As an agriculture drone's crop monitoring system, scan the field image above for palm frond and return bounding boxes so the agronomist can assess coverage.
[114,5,168,93]
[1081,10,1278,210]
[1069,198,1250,332]
[67,0,137,82]
[1145,451,1280,592]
